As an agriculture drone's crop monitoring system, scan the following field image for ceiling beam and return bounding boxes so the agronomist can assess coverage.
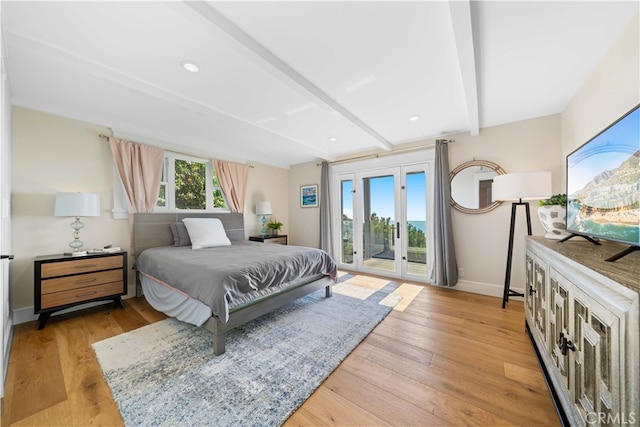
[174,1,394,151]
[448,0,480,136]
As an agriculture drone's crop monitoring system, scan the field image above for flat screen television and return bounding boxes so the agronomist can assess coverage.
[565,103,640,262]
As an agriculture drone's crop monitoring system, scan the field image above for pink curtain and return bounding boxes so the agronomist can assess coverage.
[213,160,249,213]
[109,137,164,213]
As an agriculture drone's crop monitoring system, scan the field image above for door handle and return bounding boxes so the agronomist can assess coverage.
[1,255,13,260]
[396,223,400,239]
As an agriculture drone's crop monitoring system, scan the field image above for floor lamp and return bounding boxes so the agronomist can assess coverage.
[493,172,551,308]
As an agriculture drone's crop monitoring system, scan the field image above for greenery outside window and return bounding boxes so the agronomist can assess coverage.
[155,152,229,212]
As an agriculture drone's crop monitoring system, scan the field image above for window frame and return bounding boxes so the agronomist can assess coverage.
[154,151,230,213]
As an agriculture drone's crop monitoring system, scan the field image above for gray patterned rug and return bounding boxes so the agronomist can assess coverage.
[93,281,398,427]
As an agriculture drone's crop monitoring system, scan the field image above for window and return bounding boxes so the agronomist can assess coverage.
[155,152,228,212]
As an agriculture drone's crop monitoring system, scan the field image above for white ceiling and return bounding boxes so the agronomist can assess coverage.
[3,1,638,169]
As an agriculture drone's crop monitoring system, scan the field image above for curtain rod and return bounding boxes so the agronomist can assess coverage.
[98,134,254,167]
[318,138,454,166]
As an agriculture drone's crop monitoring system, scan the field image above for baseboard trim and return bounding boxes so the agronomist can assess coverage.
[453,279,524,302]
[13,300,117,325]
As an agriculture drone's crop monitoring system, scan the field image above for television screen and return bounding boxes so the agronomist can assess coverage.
[566,104,640,248]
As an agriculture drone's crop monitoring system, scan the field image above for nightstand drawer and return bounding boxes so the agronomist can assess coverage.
[41,255,123,278]
[264,236,287,245]
[41,282,124,309]
[41,269,123,294]
[34,251,128,329]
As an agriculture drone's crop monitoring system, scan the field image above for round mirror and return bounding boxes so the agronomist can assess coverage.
[450,160,506,214]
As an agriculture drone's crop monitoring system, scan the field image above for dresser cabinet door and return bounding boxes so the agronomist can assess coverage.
[572,287,620,426]
[533,256,548,346]
[549,268,572,390]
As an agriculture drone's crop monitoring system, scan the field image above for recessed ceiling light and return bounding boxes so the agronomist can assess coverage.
[409,115,421,122]
[181,61,199,73]
[328,137,337,142]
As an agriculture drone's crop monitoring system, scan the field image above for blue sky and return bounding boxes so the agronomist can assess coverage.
[567,107,639,194]
[341,172,426,222]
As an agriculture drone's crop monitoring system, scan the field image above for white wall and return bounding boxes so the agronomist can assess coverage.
[10,107,290,319]
[561,14,639,162]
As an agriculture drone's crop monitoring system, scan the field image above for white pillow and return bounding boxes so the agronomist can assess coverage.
[182,218,231,250]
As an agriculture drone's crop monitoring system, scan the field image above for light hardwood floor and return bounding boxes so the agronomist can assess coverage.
[2,273,559,426]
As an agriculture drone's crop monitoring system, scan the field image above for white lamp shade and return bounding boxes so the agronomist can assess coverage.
[492,172,552,202]
[256,201,272,216]
[54,192,101,217]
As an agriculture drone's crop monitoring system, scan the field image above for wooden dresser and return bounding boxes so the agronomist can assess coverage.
[525,237,638,426]
[34,251,128,329]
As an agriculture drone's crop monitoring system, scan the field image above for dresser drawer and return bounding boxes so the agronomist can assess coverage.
[41,255,123,278]
[41,282,124,309]
[41,269,123,295]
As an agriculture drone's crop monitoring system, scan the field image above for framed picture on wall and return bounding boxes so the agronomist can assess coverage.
[300,184,318,208]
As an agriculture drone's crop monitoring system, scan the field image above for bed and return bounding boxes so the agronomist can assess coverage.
[133,213,337,355]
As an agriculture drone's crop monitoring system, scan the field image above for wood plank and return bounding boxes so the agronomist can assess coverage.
[322,369,447,426]
[341,345,515,426]
[5,324,67,424]
[284,386,391,427]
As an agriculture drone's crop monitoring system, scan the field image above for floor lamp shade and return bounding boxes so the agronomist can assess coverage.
[492,172,552,202]
[54,192,101,254]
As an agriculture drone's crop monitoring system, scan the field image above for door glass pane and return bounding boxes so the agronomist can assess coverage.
[406,171,427,277]
[362,175,395,272]
[340,180,354,265]
[592,315,611,389]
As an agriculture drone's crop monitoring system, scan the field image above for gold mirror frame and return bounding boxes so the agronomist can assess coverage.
[449,160,506,214]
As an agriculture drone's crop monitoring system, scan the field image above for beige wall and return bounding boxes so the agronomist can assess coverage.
[10,107,290,318]
[288,161,322,248]
[11,107,130,313]
[448,114,561,295]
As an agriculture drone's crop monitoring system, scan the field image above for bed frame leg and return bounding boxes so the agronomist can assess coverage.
[325,285,332,298]
[204,317,226,356]
[212,319,226,356]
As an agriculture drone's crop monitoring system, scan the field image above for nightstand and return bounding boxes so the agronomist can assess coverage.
[249,235,288,245]
[34,251,128,329]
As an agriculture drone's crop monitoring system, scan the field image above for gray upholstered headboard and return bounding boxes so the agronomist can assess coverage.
[133,212,245,256]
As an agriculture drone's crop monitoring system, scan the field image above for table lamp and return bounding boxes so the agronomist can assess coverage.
[54,192,101,255]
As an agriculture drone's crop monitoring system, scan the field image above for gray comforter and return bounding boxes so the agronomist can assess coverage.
[135,241,337,323]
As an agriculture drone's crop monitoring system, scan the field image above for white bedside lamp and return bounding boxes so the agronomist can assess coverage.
[256,202,272,236]
[54,192,101,255]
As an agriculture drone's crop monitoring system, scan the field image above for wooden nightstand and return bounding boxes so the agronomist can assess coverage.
[34,251,128,329]
[249,235,288,245]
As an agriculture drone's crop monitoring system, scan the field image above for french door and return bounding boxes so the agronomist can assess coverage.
[333,152,433,283]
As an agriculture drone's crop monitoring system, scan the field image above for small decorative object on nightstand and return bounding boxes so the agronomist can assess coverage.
[249,235,288,245]
[34,250,128,329]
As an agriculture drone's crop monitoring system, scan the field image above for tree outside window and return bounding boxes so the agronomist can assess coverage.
[155,153,228,212]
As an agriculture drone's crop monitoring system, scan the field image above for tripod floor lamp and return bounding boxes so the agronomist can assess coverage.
[492,172,551,308]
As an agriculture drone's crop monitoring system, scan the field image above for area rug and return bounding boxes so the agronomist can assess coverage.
[93,283,398,427]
